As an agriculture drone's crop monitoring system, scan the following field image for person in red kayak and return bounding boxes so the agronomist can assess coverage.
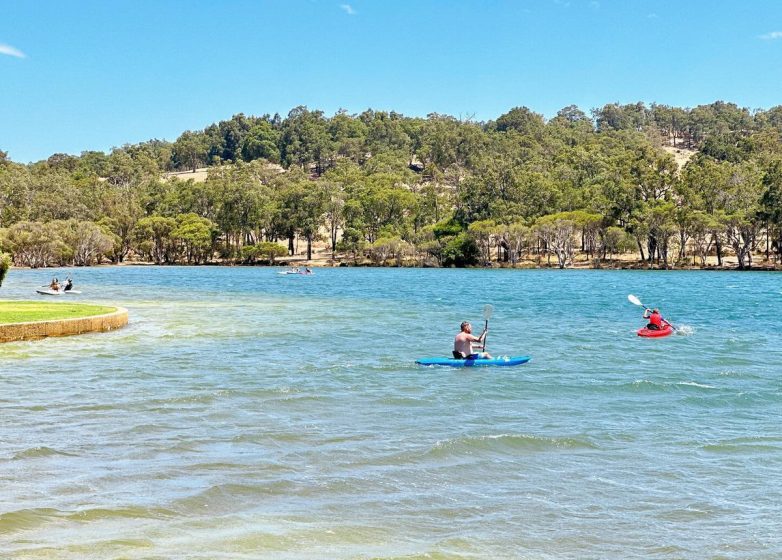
[453,321,492,359]
[643,308,666,330]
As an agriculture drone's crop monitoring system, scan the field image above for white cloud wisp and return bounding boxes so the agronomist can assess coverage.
[0,43,26,58]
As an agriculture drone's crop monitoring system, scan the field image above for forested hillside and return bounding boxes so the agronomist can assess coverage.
[2,101,782,269]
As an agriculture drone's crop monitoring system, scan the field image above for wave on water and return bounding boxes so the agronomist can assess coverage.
[170,481,297,514]
[65,506,178,523]
[622,379,673,393]
[656,505,717,521]
[365,552,474,560]
[676,380,716,390]
[675,324,695,336]
[701,436,782,454]
[0,508,59,533]
[11,446,77,460]
[0,506,176,534]
[619,379,716,393]
[427,433,598,459]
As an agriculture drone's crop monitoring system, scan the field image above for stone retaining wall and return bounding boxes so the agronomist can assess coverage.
[0,307,128,342]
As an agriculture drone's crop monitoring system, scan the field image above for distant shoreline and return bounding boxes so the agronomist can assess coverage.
[11,257,780,272]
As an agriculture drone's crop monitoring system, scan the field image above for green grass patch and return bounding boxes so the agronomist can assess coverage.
[0,301,117,324]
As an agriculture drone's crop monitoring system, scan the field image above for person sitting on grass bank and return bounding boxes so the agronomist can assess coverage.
[453,321,492,359]
[643,308,665,330]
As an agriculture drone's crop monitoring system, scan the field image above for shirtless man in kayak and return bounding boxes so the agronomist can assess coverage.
[643,308,666,330]
[453,321,492,359]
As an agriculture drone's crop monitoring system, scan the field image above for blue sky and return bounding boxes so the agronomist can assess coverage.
[2,0,782,163]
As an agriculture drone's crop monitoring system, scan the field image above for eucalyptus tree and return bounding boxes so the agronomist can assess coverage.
[640,202,678,268]
[685,211,720,266]
[416,114,487,178]
[240,120,281,163]
[273,171,326,260]
[321,161,363,254]
[467,219,496,265]
[208,161,276,254]
[58,219,115,266]
[172,130,210,172]
[493,106,546,138]
[356,175,417,244]
[329,109,368,163]
[279,106,333,174]
[649,103,689,147]
[720,161,764,269]
[319,180,346,258]
[409,180,453,237]
[27,168,91,222]
[369,235,413,266]
[681,155,732,265]
[593,102,650,132]
[502,221,533,265]
[0,221,65,268]
[133,216,177,264]
[242,241,287,264]
[360,110,412,158]
[0,159,33,225]
[201,114,259,163]
[171,213,215,264]
[627,145,678,261]
[535,212,578,268]
[256,242,287,264]
[600,226,635,263]
[760,159,782,262]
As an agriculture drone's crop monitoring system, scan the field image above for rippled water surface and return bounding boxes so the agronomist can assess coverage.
[1,266,780,559]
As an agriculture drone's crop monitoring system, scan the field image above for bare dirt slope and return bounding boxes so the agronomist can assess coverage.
[164,168,210,182]
[662,146,697,170]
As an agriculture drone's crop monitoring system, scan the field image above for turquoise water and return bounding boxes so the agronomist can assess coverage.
[1,266,780,559]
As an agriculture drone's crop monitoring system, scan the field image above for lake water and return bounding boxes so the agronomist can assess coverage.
[1,266,780,559]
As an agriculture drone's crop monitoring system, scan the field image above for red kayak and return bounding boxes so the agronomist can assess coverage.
[637,324,674,338]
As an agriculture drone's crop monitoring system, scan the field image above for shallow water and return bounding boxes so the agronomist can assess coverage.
[1,266,780,559]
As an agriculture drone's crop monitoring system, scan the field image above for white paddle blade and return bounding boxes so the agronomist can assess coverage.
[628,294,642,306]
[483,304,494,320]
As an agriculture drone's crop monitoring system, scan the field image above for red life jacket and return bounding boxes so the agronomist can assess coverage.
[649,311,663,327]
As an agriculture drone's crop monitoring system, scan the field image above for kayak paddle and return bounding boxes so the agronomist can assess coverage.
[627,294,647,309]
[482,304,493,352]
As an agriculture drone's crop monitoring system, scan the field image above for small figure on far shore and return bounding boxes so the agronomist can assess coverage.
[643,308,665,330]
[453,321,492,360]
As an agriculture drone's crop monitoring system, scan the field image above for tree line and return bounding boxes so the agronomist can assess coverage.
[2,100,782,270]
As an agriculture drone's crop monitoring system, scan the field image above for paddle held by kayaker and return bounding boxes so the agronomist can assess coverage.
[453,321,492,359]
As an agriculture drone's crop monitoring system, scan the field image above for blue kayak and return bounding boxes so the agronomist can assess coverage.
[416,355,532,367]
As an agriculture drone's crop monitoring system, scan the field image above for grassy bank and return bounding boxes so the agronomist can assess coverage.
[0,301,117,324]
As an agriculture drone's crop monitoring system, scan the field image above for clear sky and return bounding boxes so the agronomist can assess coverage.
[2,0,782,163]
